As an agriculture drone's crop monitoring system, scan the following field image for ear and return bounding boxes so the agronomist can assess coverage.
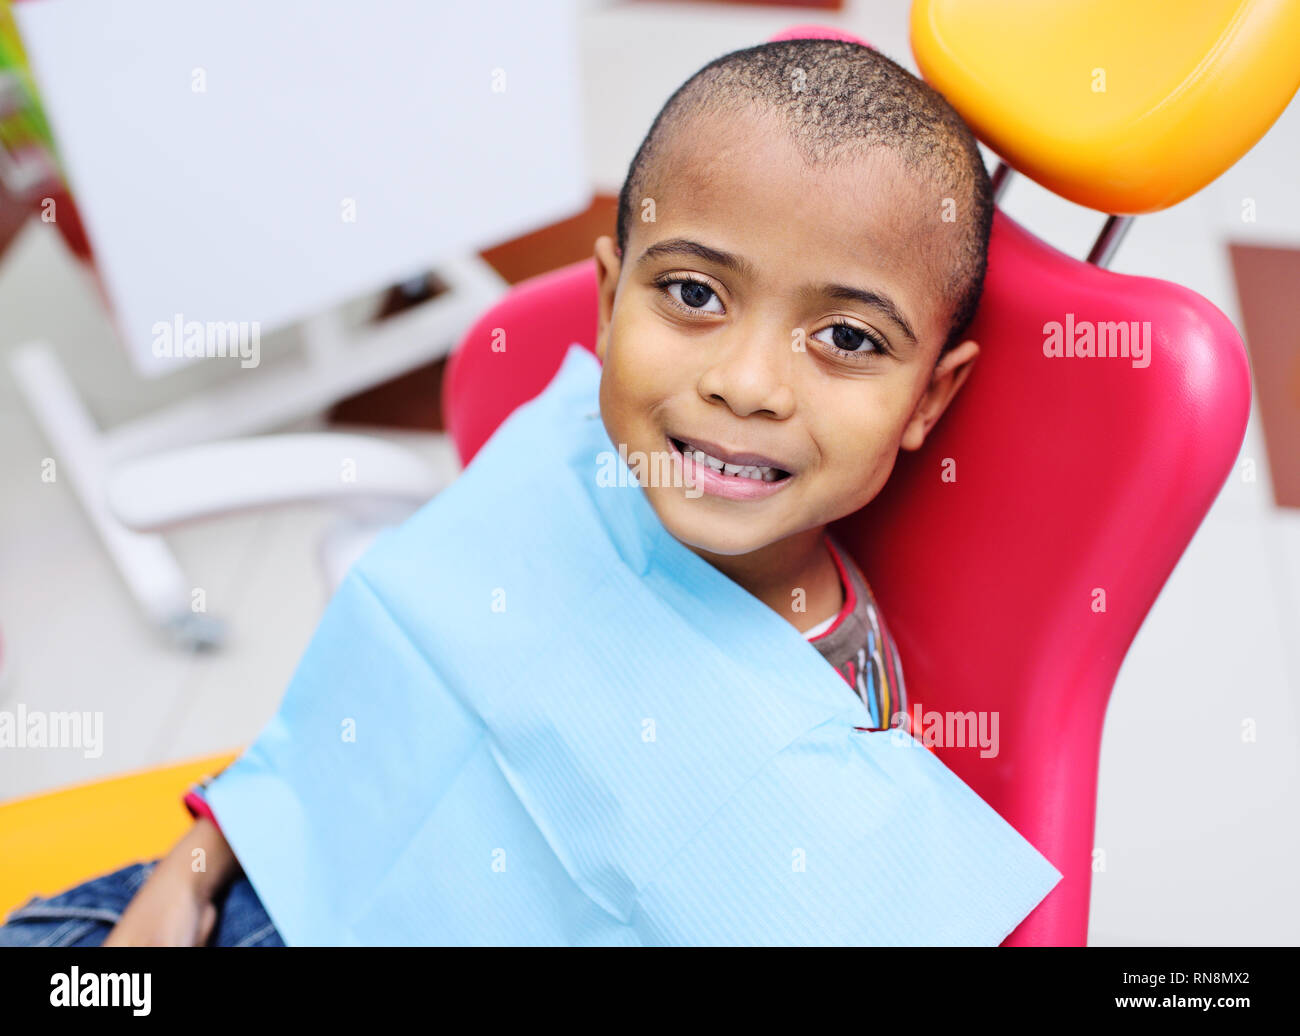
[899,339,979,452]
[593,235,622,364]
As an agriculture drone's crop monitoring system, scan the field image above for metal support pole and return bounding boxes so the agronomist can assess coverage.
[991,161,1013,203]
[1086,215,1134,269]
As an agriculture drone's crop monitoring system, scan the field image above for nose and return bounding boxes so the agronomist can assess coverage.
[695,325,796,419]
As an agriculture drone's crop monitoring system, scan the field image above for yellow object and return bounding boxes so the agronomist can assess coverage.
[0,751,239,921]
[911,0,1300,214]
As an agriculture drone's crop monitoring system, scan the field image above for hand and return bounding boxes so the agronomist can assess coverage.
[101,816,239,947]
[102,866,219,947]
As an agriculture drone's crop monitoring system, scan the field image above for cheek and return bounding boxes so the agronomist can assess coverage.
[600,350,655,429]
[810,397,912,504]
[602,312,685,414]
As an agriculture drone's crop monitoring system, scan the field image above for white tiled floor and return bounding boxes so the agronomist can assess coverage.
[1,0,1296,944]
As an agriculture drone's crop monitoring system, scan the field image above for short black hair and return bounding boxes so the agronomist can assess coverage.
[615,38,992,356]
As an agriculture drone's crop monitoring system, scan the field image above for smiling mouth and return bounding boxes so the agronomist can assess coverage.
[668,437,793,483]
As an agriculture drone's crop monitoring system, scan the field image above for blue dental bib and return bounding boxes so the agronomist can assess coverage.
[202,344,1061,945]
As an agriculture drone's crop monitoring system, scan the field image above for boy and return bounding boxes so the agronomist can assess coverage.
[1,35,989,947]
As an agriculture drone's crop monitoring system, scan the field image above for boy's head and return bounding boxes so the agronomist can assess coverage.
[594,37,992,561]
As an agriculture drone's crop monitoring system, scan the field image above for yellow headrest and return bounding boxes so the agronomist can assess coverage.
[911,0,1300,214]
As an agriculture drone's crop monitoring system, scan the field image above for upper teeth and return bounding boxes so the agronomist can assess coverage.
[682,442,783,482]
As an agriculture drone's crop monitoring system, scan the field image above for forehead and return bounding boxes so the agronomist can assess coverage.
[633,105,955,344]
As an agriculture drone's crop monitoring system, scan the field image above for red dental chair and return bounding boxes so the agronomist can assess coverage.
[443,228,1247,947]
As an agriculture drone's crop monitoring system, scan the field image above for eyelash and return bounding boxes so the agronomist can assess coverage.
[653,274,892,360]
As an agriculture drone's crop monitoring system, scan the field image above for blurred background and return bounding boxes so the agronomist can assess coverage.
[0,0,1296,945]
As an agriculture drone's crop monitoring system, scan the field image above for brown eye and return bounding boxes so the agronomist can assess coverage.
[812,321,889,358]
[658,276,724,314]
[679,282,714,308]
[832,325,868,351]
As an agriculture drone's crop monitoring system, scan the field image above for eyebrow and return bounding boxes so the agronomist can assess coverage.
[637,238,757,281]
[635,236,918,346]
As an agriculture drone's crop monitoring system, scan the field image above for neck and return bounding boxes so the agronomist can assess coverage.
[684,526,843,633]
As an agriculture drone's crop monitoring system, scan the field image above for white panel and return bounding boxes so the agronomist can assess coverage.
[15,0,587,376]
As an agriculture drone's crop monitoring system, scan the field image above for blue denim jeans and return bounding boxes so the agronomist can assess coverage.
[0,860,284,947]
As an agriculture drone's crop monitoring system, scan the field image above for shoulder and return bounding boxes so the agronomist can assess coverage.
[824,533,907,698]
[824,533,874,616]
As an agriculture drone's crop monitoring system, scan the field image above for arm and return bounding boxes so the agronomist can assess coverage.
[102,816,241,946]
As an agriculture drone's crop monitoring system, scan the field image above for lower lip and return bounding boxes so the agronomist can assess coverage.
[667,437,794,502]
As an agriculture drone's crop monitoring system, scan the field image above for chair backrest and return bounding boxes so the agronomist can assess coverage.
[441,24,1254,945]
[444,215,1249,945]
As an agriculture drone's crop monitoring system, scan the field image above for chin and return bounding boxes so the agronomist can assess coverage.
[653,500,769,558]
